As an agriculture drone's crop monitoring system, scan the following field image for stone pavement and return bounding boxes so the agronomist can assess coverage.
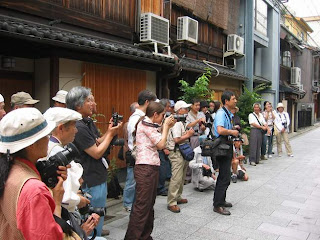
[103,126,320,240]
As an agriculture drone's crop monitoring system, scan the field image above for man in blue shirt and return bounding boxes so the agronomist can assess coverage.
[213,91,239,215]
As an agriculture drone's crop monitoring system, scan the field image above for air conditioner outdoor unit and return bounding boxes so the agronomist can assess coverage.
[291,67,301,85]
[140,12,169,46]
[227,34,244,55]
[298,84,304,91]
[177,16,198,44]
[225,58,236,69]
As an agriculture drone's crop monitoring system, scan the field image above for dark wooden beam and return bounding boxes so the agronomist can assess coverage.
[50,56,59,99]
[0,0,134,40]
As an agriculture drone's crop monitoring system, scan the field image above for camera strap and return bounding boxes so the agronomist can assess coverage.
[252,113,263,127]
[222,107,233,129]
[142,119,160,128]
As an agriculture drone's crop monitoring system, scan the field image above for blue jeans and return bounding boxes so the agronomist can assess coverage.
[157,151,168,193]
[123,167,136,208]
[261,132,274,155]
[82,182,107,236]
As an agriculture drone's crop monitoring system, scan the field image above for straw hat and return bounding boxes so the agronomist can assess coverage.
[0,108,56,154]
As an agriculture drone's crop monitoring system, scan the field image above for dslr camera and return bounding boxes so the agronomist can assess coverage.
[79,203,106,217]
[282,122,287,129]
[36,143,80,188]
[202,167,212,177]
[165,112,187,122]
[112,112,123,126]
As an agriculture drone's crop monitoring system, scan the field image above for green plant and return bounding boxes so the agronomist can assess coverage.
[107,157,118,183]
[179,69,212,102]
[237,83,270,153]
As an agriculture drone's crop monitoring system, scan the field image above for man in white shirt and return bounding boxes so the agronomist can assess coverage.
[123,90,157,212]
[274,103,293,157]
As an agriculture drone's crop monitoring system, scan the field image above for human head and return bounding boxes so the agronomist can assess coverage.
[190,99,200,113]
[52,90,68,108]
[0,108,55,156]
[10,91,39,109]
[88,94,97,115]
[137,90,157,106]
[145,101,165,124]
[277,102,284,113]
[253,103,262,113]
[44,107,82,145]
[234,138,243,148]
[214,101,221,112]
[200,101,209,113]
[174,100,191,114]
[221,91,237,110]
[130,102,139,113]
[230,106,239,115]
[209,101,215,112]
[66,86,92,117]
[159,99,171,113]
[0,94,6,120]
[263,101,271,111]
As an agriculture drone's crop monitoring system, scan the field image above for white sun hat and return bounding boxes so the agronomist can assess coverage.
[0,94,4,103]
[52,90,68,104]
[43,107,82,126]
[174,100,191,112]
[0,108,56,154]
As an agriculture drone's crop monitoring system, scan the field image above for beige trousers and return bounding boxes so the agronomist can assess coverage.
[276,131,293,155]
[167,150,188,206]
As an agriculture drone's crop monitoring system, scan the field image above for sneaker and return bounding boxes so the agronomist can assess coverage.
[288,154,294,157]
[102,229,110,236]
[124,206,131,212]
[261,155,267,160]
[231,174,237,183]
[268,155,272,158]
[278,154,282,157]
[249,162,256,166]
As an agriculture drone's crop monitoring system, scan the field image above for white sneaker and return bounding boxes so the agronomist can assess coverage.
[124,206,131,212]
[278,154,282,157]
[268,155,272,158]
[288,154,294,157]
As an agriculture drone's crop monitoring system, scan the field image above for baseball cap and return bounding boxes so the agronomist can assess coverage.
[52,90,68,104]
[0,108,56,154]
[0,94,4,103]
[43,107,82,125]
[11,92,39,105]
[169,100,175,107]
[174,100,191,112]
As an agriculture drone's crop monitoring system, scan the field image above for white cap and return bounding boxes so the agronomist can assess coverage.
[174,100,191,112]
[0,94,4,103]
[52,90,68,104]
[43,107,82,126]
[277,103,284,109]
[0,108,56,154]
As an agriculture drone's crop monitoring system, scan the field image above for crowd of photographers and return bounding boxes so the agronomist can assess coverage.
[0,88,294,240]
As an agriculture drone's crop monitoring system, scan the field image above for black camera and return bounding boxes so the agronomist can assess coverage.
[79,204,106,217]
[36,143,80,188]
[112,112,123,126]
[165,112,187,122]
[202,167,212,177]
[282,122,287,129]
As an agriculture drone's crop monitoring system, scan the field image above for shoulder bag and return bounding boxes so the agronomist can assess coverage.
[173,123,194,161]
[252,113,267,134]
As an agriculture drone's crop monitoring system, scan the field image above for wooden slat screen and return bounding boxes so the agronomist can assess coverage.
[141,0,163,16]
[82,63,146,168]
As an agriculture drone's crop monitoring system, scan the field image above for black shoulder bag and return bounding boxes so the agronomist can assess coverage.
[252,113,267,134]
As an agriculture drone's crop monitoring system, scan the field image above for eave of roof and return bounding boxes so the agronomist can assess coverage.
[180,58,247,81]
[0,15,176,67]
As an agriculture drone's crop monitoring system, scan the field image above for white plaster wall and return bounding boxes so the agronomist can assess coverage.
[146,71,157,95]
[34,58,50,113]
[59,58,83,91]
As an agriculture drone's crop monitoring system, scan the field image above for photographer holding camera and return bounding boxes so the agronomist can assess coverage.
[0,108,68,239]
[66,87,122,237]
[213,91,239,216]
[274,103,293,157]
[189,137,216,192]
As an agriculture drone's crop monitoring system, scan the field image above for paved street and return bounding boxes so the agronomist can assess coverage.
[105,127,320,240]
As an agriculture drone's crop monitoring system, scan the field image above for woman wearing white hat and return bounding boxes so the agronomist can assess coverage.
[274,103,293,157]
[0,108,69,239]
[0,94,6,121]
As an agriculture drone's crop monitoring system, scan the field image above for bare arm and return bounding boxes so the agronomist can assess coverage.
[217,126,239,137]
